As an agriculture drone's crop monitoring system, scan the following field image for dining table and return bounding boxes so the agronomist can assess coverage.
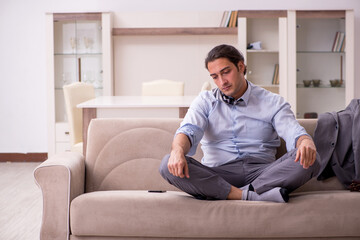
[77,95,197,154]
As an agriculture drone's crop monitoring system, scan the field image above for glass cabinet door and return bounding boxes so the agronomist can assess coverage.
[53,14,103,122]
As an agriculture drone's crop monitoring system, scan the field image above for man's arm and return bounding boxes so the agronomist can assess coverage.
[167,133,191,178]
[168,92,210,178]
[295,135,317,169]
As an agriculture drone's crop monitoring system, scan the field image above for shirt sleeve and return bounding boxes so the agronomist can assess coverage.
[272,98,309,151]
[175,92,212,156]
[176,124,204,156]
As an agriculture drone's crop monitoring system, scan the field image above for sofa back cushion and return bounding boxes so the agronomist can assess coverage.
[85,118,204,192]
[85,117,343,193]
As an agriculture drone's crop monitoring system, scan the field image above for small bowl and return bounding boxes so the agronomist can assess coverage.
[329,79,340,87]
[303,80,311,87]
[312,79,321,87]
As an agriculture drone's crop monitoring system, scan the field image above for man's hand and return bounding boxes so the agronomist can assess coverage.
[295,135,317,169]
[168,149,190,178]
[167,133,191,178]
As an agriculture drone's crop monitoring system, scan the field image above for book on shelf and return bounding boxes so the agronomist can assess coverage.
[229,11,235,27]
[231,10,238,27]
[272,64,279,85]
[220,10,238,27]
[331,32,339,52]
[332,31,345,52]
[337,33,345,52]
[225,11,232,27]
[340,37,346,52]
[220,11,229,27]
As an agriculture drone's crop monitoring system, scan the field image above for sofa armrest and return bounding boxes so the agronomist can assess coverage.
[34,152,85,240]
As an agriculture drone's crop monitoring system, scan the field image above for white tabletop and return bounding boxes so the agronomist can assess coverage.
[77,95,197,108]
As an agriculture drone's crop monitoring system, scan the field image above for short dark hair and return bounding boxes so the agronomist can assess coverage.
[205,44,247,75]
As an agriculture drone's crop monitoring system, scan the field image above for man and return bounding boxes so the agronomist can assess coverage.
[159,44,319,202]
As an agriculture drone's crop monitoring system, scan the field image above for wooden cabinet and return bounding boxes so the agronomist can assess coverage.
[47,12,113,156]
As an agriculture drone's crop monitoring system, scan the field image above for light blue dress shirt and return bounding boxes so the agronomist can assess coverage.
[177,81,308,167]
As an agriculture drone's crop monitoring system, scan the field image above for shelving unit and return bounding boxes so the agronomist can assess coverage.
[47,12,113,156]
[287,10,354,118]
[237,11,287,96]
[111,10,353,116]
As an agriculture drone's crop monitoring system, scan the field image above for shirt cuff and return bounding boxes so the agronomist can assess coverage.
[294,133,311,148]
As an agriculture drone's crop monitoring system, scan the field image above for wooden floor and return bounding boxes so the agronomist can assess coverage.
[0,162,42,240]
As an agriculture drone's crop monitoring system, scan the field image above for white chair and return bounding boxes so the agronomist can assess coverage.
[63,82,95,153]
[201,81,212,91]
[142,79,184,96]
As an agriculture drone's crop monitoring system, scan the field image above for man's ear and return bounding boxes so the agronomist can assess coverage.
[237,61,244,73]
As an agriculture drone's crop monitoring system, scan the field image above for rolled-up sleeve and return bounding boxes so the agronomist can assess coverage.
[175,92,213,156]
[176,124,204,156]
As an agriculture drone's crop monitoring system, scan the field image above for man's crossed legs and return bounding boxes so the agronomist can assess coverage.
[159,149,320,202]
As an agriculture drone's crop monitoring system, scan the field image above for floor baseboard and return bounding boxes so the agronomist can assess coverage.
[0,153,48,162]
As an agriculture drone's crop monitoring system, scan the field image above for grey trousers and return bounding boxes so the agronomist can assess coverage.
[159,149,320,200]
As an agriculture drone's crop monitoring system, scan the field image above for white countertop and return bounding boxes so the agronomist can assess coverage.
[77,95,197,108]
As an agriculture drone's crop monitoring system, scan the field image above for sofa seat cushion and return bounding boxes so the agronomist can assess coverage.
[70,190,360,239]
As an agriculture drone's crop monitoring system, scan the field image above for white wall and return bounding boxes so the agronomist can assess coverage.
[0,0,359,153]
[113,11,238,96]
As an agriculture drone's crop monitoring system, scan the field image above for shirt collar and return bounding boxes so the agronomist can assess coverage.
[218,80,251,106]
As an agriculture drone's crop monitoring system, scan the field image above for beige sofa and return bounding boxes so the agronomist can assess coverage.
[34,118,360,240]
